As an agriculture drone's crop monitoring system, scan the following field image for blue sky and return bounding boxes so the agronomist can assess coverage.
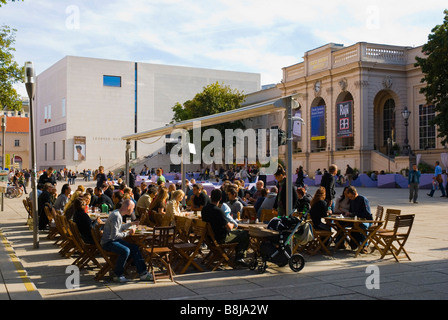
[2,0,447,97]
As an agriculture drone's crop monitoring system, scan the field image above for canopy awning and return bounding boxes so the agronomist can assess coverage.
[121,95,299,216]
[121,95,293,141]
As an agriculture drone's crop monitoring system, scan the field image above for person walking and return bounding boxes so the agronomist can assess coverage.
[408,164,421,203]
[345,164,354,186]
[427,161,446,197]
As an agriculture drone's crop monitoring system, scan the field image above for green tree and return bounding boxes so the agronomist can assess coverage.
[171,82,247,163]
[171,82,246,123]
[0,25,24,111]
[415,9,448,146]
[0,0,23,7]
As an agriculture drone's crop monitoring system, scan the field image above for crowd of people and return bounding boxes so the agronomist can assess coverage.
[17,158,447,282]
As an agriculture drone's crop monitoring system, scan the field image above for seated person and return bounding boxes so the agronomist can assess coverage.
[226,187,243,219]
[253,188,267,217]
[73,196,101,244]
[100,200,153,283]
[257,186,278,219]
[190,183,210,211]
[221,202,238,228]
[94,186,114,212]
[295,187,312,214]
[54,184,71,211]
[136,185,157,212]
[309,187,331,231]
[345,186,373,252]
[163,190,185,226]
[148,186,168,225]
[333,187,351,216]
[201,189,249,266]
[248,180,265,204]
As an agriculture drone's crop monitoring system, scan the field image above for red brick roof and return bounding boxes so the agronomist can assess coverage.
[4,117,29,133]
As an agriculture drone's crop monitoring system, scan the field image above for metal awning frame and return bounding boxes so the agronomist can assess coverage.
[122,95,301,216]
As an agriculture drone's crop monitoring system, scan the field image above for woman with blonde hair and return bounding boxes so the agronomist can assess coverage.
[309,187,332,231]
[64,190,83,220]
[164,190,185,226]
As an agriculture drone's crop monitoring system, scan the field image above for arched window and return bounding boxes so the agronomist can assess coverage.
[383,99,395,146]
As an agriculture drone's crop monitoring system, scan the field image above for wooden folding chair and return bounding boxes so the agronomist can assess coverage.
[23,198,33,227]
[370,208,400,252]
[68,220,101,270]
[378,214,415,262]
[90,225,118,281]
[174,216,192,243]
[173,219,206,274]
[242,206,257,221]
[378,208,401,233]
[294,222,332,256]
[373,205,384,222]
[143,226,176,282]
[202,223,238,271]
[260,209,277,223]
[44,205,59,240]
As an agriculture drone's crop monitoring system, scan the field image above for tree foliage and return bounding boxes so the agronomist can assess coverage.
[171,82,246,124]
[415,9,448,146]
[0,25,24,111]
[0,0,23,7]
[170,82,247,161]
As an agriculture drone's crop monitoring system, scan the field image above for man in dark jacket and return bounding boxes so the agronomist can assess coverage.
[320,164,337,209]
[38,183,54,230]
[273,164,297,217]
[38,167,57,186]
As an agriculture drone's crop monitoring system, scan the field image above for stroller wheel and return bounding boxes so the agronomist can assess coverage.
[257,261,267,274]
[289,254,305,272]
[248,256,257,271]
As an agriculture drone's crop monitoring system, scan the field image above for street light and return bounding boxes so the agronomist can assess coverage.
[24,61,39,249]
[401,106,411,156]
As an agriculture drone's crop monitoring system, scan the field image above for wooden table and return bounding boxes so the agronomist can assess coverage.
[238,223,274,255]
[324,216,384,257]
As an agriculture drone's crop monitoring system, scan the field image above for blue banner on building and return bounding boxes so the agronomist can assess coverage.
[311,105,325,141]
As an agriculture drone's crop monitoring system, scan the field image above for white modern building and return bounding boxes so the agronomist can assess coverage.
[35,56,260,171]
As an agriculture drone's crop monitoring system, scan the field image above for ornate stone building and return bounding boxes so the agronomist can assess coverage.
[245,42,444,175]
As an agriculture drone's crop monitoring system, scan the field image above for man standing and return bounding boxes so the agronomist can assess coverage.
[345,164,354,186]
[408,164,421,203]
[95,166,107,189]
[427,161,446,197]
[38,167,57,186]
[321,164,337,209]
[201,189,249,267]
[101,199,153,283]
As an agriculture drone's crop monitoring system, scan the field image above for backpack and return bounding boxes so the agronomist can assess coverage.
[295,221,314,245]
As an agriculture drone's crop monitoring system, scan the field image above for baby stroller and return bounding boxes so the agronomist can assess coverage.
[248,214,312,274]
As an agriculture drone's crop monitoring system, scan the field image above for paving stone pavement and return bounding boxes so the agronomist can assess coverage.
[0,179,447,307]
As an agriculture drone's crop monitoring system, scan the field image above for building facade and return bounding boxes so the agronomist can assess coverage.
[0,111,30,170]
[245,42,445,175]
[35,56,260,171]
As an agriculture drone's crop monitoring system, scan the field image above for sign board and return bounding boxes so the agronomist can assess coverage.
[74,136,86,161]
[336,100,353,137]
[311,105,326,141]
[0,170,8,193]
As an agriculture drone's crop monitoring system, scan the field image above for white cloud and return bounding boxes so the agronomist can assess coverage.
[5,0,448,99]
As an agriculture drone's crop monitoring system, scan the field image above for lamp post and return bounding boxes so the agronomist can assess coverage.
[125,140,131,186]
[401,106,411,156]
[387,137,391,173]
[24,61,39,249]
[1,116,5,212]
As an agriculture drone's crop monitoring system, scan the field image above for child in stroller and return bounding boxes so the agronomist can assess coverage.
[248,214,312,273]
